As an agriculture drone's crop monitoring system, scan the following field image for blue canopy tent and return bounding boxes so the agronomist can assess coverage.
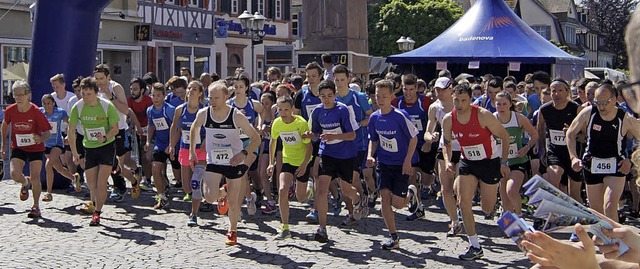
[386,0,586,81]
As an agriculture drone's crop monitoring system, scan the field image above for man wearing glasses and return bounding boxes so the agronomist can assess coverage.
[566,83,640,223]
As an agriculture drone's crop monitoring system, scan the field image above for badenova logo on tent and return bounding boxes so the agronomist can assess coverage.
[459,36,494,42]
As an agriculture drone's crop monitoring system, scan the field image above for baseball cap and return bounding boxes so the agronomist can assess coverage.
[434,77,451,89]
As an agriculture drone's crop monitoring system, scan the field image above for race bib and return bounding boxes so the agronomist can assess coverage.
[305,104,319,119]
[323,127,343,145]
[238,128,249,139]
[86,127,106,141]
[280,131,301,146]
[153,118,169,131]
[211,148,233,165]
[15,134,35,147]
[591,157,616,174]
[549,129,566,146]
[49,121,58,133]
[462,144,487,161]
[142,126,148,136]
[411,117,423,131]
[379,135,399,153]
[182,130,201,145]
[508,143,519,159]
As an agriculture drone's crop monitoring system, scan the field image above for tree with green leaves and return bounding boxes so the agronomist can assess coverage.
[581,0,637,69]
[368,0,464,56]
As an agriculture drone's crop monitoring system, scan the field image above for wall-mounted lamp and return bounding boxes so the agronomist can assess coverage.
[104,11,126,19]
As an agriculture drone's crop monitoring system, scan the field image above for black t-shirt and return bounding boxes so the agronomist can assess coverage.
[539,101,579,151]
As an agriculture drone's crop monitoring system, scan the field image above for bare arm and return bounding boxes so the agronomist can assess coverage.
[517,113,539,150]
[235,112,261,154]
[624,113,640,139]
[189,108,206,154]
[424,105,439,142]
[442,113,453,165]
[110,84,130,114]
[479,109,510,162]
[566,107,591,160]
[128,108,142,134]
[169,106,183,149]
[537,109,547,154]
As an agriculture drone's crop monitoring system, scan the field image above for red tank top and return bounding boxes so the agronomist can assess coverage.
[452,105,494,160]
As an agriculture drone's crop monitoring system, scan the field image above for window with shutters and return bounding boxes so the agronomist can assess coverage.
[275,0,281,19]
[258,0,264,15]
[232,0,239,14]
[292,13,298,36]
[531,25,551,40]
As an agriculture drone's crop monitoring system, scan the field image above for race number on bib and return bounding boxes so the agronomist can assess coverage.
[86,127,106,141]
[280,131,301,146]
[591,157,616,174]
[182,130,201,145]
[49,121,58,133]
[379,136,399,153]
[305,104,319,119]
[15,134,35,147]
[549,129,566,146]
[462,144,487,161]
[211,148,233,165]
[323,127,343,145]
[153,118,169,131]
[508,143,519,159]
[411,118,423,131]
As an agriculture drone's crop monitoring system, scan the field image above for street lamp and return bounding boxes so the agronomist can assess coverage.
[238,10,266,80]
[396,36,416,52]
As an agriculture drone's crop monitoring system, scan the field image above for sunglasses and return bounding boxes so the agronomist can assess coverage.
[592,97,614,106]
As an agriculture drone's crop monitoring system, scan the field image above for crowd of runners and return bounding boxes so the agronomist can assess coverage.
[3,54,640,265]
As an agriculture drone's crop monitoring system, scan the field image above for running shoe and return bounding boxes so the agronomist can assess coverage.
[332,194,342,217]
[200,201,215,212]
[274,227,291,240]
[72,173,82,192]
[153,195,169,209]
[420,187,430,200]
[109,190,125,203]
[262,201,278,215]
[361,204,370,218]
[131,179,141,199]
[406,207,425,221]
[247,192,257,216]
[368,191,378,209]
[79,201,95,215]
[187,214,198,227]
[133,166,142,184]
[306,210,318,224]
[42,193,53,202]
[19,180,31,201]
[314,227,328,243]
[447,222,463,237]
[217,196,229,215]
[140,179,152,191]
[340,216,357,226]
[459,246,483,260]
[225,231,238,245]
[407,185,420,213]
[173,181,182,189]
[382,237,399,250]
[254,190,264,207]
[183,193,192,202]
[353,195,365,220]
[27,206,41,218]
[89,212,100,226]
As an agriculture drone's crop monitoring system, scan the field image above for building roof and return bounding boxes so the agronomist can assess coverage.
[537,0,572,13]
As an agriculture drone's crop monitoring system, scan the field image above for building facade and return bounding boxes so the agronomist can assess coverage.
[0,0,142,104]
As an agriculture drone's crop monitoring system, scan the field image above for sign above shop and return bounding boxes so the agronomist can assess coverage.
[215,17,277,38]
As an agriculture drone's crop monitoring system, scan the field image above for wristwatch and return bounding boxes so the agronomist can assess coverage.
[241,149,248,156]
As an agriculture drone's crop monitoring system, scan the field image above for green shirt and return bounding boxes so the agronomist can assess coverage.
[271,115,311,166]
[69,99,120,149]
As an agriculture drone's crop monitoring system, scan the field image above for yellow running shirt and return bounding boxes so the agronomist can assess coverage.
[271,115,311,166]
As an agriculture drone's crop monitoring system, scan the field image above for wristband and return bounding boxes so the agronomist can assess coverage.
[241,149,248,156]
[501,161,509,166]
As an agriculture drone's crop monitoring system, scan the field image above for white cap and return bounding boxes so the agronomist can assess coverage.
[434,77,451,89]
